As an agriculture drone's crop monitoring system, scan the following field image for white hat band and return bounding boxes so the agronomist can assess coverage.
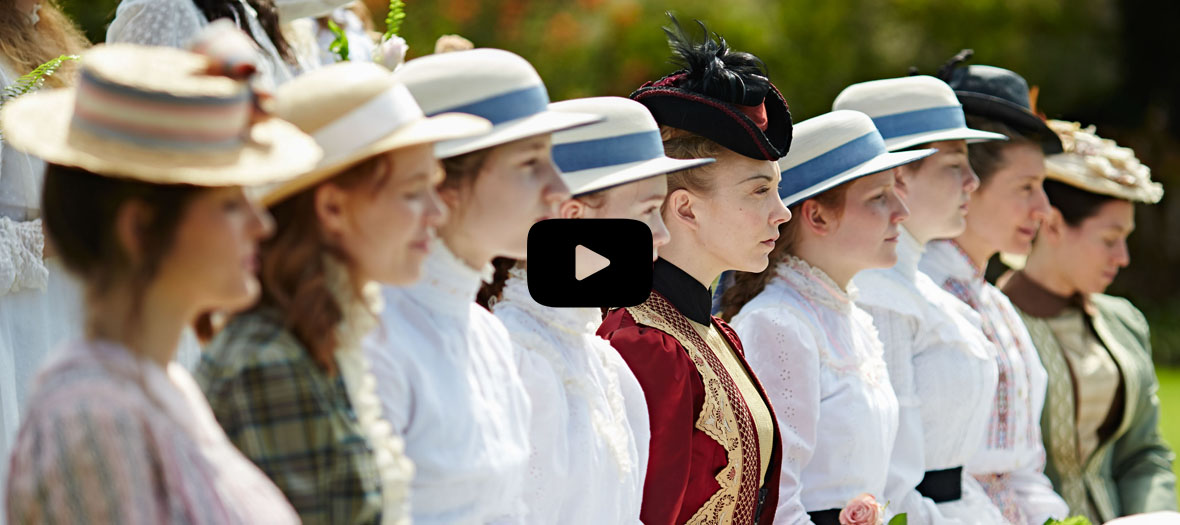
[312,83,424,166]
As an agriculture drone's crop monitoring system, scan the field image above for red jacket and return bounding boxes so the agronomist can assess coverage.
[600,291,782,525]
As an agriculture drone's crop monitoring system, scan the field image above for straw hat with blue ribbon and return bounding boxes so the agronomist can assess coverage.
[0,32,320,187]
[777,110,937,207]
[832,75,1007,152]
[548,96,714,196]
[392,48,601,159]
[260,61,492,205]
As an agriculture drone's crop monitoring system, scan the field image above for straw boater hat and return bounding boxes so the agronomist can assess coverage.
[0,36,320,186]
[630,17,792,161]
[930,49,1063,154]
[1044,120,1163,204]
[260,61,492,205]
[392,48,601,159]
[832,75,1007,151]
[548,97,714,196]
[777,110,936,206]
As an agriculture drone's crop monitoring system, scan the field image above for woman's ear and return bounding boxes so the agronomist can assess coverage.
[799,199,833,237]
[559,198,585,219]
[1039,207,1066,244]
[114,199,152,265]
[893,166,913,200]
[314,183,350,240]
[666,188,699,231]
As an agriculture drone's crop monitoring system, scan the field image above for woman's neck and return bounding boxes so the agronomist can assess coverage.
[86,285,192,368]
[1021,249,1077,298]
[952,228,995,273]
[437,224,493,272]
[792,241,856,290]
[658,235,721,290]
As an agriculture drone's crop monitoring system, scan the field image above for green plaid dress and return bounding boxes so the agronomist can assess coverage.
[195,306,384,525]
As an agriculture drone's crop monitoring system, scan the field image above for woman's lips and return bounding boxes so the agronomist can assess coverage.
[761,237,778,248]
[1016,225,1037,239]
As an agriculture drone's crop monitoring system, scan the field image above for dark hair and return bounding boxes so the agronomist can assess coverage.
[192,0,293,63]
[1043,178,1120,227]
[718,184,849,321]
[964,115,1038,185]
[255,154,392,374]
[41,163,204,325]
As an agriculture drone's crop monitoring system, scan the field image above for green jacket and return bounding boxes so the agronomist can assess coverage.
[1003,271,1177,522]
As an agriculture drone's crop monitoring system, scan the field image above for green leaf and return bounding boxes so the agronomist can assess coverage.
[327,19,349,62]
[1043,516,1093,525]
[1,54,79,102]
[888,513,908,525]
[383,0,406,40]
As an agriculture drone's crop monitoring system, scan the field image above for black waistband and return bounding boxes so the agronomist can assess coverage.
[808,509,841,525]
[916,466,964,503]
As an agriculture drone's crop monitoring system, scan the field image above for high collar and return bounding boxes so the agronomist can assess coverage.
[895,227,925,281]
[921,239,984,289]
[652,258,714,325]
[498,267,604,336]
[774,255,854,313]
[400,238,494,317]
[1000,269,1094,318]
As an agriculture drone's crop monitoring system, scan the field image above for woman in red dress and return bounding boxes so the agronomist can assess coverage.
[597,17,793,525]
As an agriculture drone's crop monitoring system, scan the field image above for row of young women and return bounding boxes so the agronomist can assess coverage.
[1,4,1177,525]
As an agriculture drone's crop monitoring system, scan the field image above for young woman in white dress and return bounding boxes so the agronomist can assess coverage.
[362,48,599,524]
[722,110,931,525]
[0,0,88,477]
[833,75,1010,524]
[918,59,1070,525]
[486,96,714,524]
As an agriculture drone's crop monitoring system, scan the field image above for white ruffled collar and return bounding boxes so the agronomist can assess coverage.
[921,239,984,292]
[895,227,924,281]
[498,267,602,337]
[325,257,414,524]
[774,255,856,313]
[403,238,495,318]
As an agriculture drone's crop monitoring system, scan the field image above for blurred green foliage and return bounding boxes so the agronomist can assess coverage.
[61,0,1180,357]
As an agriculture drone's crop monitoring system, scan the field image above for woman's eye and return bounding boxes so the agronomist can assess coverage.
[222,197,245,212]
[755,186,770,195]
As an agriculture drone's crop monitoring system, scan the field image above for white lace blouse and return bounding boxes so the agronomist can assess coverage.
[731,256,899,524]
[920,240,1069,525]
[364,240,531,525]
[492,268,649,525]
[106,0,296,89]
[853,229,1006,525]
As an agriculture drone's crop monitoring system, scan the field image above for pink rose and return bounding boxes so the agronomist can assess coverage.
[839,493,883,525]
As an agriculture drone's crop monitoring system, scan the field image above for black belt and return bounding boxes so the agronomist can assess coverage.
[916,466,964,503]
[808,509,841,525]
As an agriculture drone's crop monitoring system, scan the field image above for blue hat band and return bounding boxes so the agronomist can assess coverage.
[779,131,886,200]
[551,129,664,173]
[872,105,966,141]
[433,84,550,125]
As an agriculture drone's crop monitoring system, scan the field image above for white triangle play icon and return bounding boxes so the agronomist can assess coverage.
[574,244,611,281]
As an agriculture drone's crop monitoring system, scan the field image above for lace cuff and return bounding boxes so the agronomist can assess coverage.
[0,217,49,295]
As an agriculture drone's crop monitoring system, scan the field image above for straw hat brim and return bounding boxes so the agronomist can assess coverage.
[1,89,321,187]
[884,127,1008,152]
[566,156,715,196]
[781,148,937,207]
[260,112,491,206]
[435,109,602,159]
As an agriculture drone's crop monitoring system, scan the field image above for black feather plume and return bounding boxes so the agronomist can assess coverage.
[661,13,770,106]
[935,48,974,81]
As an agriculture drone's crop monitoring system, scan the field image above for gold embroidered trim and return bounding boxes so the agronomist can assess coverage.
[626,292,761,524]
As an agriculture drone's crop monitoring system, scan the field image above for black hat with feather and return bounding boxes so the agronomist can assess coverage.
[630,16,792,161]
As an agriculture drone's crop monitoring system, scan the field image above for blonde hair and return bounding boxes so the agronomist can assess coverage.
[0,1,88,88]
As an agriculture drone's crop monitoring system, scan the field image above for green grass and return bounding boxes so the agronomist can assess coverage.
[1155,368,1180,501]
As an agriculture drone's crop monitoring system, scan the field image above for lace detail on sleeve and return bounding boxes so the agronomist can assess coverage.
[106,0,206,49]
[0,216,47,295]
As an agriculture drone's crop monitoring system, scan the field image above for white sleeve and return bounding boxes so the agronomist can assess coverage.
[732,308,820,525]
[363,319,413,435]
[1010,447,1069,524]
[0,216,48,295]
[615,352,651,498]
[863,304,964,525]
[106,0,203,49]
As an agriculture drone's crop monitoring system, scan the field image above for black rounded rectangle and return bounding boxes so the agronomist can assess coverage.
[527,218,654,308]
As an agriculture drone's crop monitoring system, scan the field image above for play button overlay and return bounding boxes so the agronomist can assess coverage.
[574,245,610,281]
[527,219,653,308]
